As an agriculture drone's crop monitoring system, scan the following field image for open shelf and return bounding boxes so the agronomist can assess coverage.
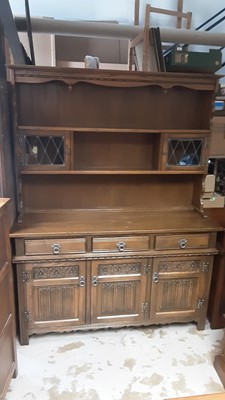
[18,128,209,173]
[18,126,210,135]
[21,170,205,175]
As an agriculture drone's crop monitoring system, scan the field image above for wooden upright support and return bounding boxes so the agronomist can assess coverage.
[177,0,183,28]
[128,1,192,72]
[0,0,25,64]
[134,0,140,26]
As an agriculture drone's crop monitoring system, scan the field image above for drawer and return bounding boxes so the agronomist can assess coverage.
[92,236,149,252]
[25,238,86,255]
[155,234,209,251]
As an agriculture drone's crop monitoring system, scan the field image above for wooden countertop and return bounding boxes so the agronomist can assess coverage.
[10,209,223,238]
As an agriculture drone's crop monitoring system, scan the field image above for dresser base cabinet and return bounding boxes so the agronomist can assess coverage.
[11,211,220,345]
[0,199,17,398]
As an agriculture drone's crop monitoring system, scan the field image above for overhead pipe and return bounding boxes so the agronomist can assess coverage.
[14,16,225,47]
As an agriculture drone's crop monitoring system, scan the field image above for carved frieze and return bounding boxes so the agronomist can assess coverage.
[102,282,137,289]
[37,286,70,291]
[158,260,200,272]
[98,263,141,276]
[161,279,194,287]
[33,265,79,279]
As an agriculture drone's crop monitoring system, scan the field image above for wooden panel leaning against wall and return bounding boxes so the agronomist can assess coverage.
[0,19,19,398]
[206,208,225,329]
[0,19,17,225]
[0,199,17,400]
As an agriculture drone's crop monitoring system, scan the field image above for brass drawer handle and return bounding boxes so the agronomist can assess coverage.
[51,244,61,254]
[179,239,187,249]
[117,241,126,252]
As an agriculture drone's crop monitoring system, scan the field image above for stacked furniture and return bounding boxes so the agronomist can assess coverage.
[9,66,222,345]
[0,199,17,398]
[214,325,225,387]
[207,208,225,329]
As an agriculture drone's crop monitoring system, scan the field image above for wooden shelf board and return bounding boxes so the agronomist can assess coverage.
[18,126,210,134]
[20,170,205,175]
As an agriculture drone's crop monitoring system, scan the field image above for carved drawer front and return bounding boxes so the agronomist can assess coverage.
[155,234,209,251]
[92,236,149,252]
[25,238,86,255]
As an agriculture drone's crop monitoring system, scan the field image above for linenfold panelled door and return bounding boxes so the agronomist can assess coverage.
[90,258,148,324]
[24,261,86,331]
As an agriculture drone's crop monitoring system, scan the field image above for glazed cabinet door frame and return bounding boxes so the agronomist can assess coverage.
[17,129,72,171]
[160,132,210,171]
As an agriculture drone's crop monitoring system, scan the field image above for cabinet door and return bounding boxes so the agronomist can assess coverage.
[150,256,213,329]
[161,133,209,171]
[22,261,86,335]
[90,258,150,324]
[18,129,71,170]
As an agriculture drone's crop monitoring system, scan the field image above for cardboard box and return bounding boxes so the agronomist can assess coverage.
[203,193,225,208]
[204,174,215,193]
[203,192,214,199]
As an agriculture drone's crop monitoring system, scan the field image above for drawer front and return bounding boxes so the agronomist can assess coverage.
[25,238,86,255]
[92,236,149,253]
[155,234,209,251]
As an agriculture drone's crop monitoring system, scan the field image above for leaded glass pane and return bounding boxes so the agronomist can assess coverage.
[24,136,64,165]
[167,139,203,167]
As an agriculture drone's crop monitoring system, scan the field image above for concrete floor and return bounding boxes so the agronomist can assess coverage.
[6,321,225,400]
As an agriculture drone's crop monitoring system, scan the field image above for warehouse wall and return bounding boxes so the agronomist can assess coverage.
[8,0,225,31]
[8,0,225,74]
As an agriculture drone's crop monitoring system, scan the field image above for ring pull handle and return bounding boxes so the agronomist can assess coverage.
[79,276,85,287]
[153,272,159,283]
[51,244,61,254]
[117,241,126,252]
[179,239,187,249]
[92,276,98,287]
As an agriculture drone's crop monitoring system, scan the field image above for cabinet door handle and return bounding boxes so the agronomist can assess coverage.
[153,272,159,283]
[79,276,85,287]
[117,241,126,251]
[179,239,187,249]
[51,244,61,254]
[92,276,98,287]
